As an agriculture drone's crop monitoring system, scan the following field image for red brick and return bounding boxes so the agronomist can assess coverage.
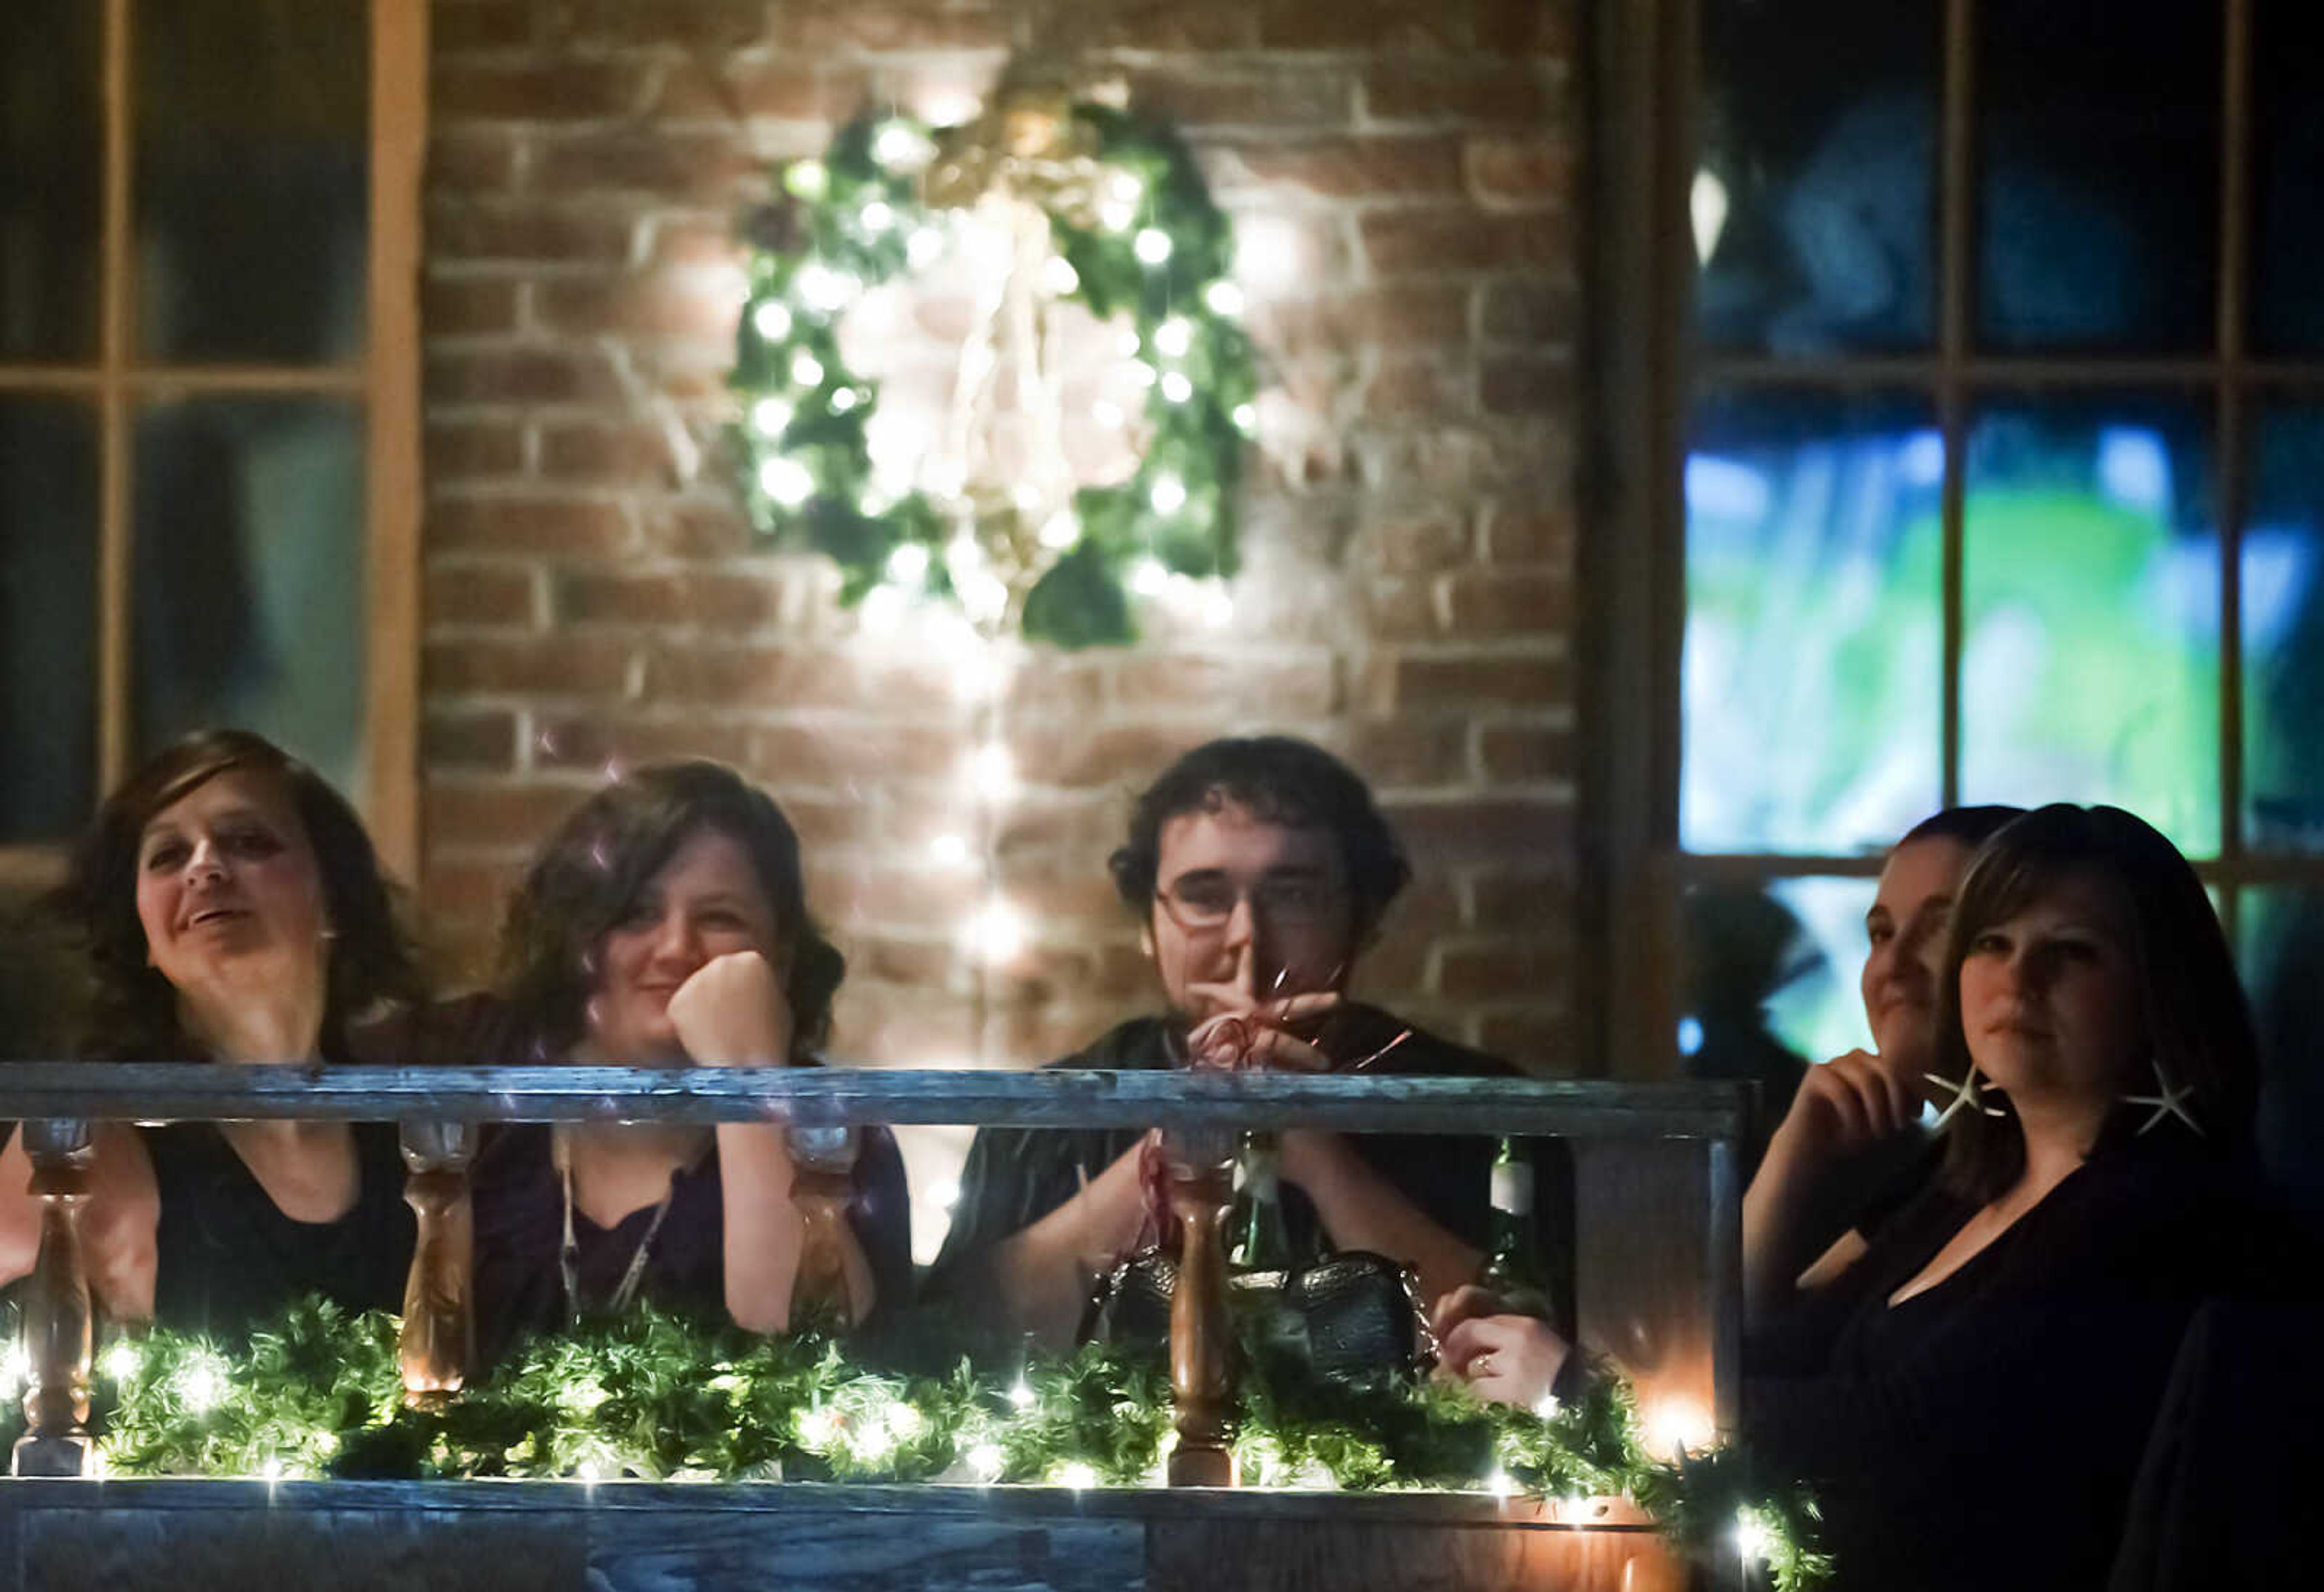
[1469,866,1572,933]
[1348,717,1469,789]
[652,60,864,122]
[425,419,525,481]
[1261,0,1464,52]
[1386,797,1568,865]
[641,645,951,715]
[1475,1007,1574,1073]
[1365,357,1472,419]
[1367,511,1469,576]
[1466,133,1574,208]
[433,61,643,122]
[1482,505,1574,565]
[1237,135,1465,200]
[1475,719,1573,785]
[642,501,754,559]
[749,722,967,787]
[780,794,879,850]
[822,865,984,927]
[1002,656,1108,722]
[533,130,766,202]
[856,935,960,988]
[422,708,519,772]
[419,857,529,923]
[1075,1,1259,50]
[1129,65,1353,129]
[1358,576,1441,642]
[1364,62,1553,125]
[426,348,628,406]
[1361,208,1566,276]
[565,0,771,50]
[433,1,536,55]
[1476,0,1580,58]
[1437,937,1570,1000]
[1442,569,1571,635]
[531,715,754,772]
[429,497,635,558]
[769,4,1015,51]
[1481,280,1578,343]
[555,570,785,631]
[430,203,635,265]
[1012,724,1213,791]
[428,131,522,192]
[1111,651,1339,717]
[648,220,749,271]
[534,276,740,343]
[423,277,521,338]
[426,780,599,851]
[1374,651,1566,711]
[427,564,539,629]
[1481,353,1572,415]
[426,636,635,698]
[538,422,689,487]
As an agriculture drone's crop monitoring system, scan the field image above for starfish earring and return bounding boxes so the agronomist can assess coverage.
[1924,1067,2007,1130]
[2121,1055,2204,1137]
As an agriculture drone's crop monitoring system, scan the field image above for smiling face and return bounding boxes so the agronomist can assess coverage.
[134,766,332,992]
[1144,799,1359,1023]
[586,827,785,1064]
[1860,835,1974,1076]
[1957,866,2147,1110]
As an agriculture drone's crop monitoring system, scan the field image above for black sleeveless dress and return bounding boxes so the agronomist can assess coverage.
[144,1120,414,1340]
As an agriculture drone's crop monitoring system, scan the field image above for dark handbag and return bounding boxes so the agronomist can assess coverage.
[1078,1246,1438,1383]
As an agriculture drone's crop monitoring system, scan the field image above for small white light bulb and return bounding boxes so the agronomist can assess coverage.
[1149,474,1187,514]
[750,398,793,438]
[752,301,793,341]
[1042,255,1080,296]
[928,833,970,867]
[759,457,815,507]
[1131,558,1169,597]
[907,226,945,269]
[885,542,929,584]
[1039,510,1081,550]
[1159,371,1193,405]
[970,742,1016,800]
[1204,280,1246,317]
[859,200,894,233]
[1134,228,1172,266]
[1154,318,1192,358]
[830,387,859,413]
[790,351,825,388]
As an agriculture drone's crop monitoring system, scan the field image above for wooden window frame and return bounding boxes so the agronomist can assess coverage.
[0,0,424,889]
[1587,0,2324,1081]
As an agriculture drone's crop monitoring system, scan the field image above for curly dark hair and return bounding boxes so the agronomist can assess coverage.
[494,761,844,1059]
[1106,736,1411,935]
[1929,803,2259,1200]
[47,729,425,1062]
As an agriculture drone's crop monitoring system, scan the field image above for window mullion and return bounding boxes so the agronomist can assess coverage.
[1936,0,1976,812]
[2215,0,2254,897]
[95,0,133,797]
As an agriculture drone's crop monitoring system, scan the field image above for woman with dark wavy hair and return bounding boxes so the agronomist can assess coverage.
[1744,804,2297,1591]
[0,730,424,1335]
[378,761,908,1367]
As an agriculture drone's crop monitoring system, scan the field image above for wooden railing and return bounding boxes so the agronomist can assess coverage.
[0,1067,1747,1482]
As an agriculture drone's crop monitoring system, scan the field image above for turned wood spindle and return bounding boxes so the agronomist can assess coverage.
[11,1118,96,1478]
[398,1119,479,1410]
[787,1124,873,1326]
[1164,1127,1238,1487]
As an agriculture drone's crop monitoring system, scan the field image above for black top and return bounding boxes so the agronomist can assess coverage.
[366,993,914,1370]
[923,1006,1574,1338]
[1744,1127,2293,1592]
[145,1119,414,1340]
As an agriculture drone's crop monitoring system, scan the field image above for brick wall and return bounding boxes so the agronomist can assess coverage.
[419,0,1582,1091]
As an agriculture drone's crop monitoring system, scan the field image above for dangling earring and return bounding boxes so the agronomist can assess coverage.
[1924,1066,2007,1130]
[2122,1055,2203,1137]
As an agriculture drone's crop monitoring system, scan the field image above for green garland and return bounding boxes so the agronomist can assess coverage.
[730,105,1258,646]
[0,1300,1830,1590]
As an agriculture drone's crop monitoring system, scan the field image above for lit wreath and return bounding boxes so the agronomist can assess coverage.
[730,99,1258,648]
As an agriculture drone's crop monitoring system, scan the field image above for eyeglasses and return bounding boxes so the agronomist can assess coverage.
[1155,873,1345,930]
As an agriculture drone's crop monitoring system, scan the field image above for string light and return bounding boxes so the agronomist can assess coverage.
[928,833,971,867]
[784,159,829,200]
[1154,318,1192,358]
[750,398,794,438]
[790,350,825,388]
[1092,400,1125,429]
[1056,1461,1099,1491]
[760,457,816,507]
[1159,372,1193,404]
[1203,281,1245,317]
[1007,1379,1036,1409]
[1646,1396,1715,1459]
[1038,510,1082,550]
[1131,558,1170,596]
[907,226,945,269]
[1149,474,1187,514]
[885,543,930,585]
[967,1442,1005,1481]
[969,742,1016,798]
[965,900,1026,963]
[1041,255,1080,295]
[751,300,793,341]
[796,263,859,314]
[830,387,860,413]
[872,120,934,172]
[1134,228,1172,266]
[102,1340,140,1384]
[1232,402,1256,433]
[859,200,895,233]
[174,1353,228,1414]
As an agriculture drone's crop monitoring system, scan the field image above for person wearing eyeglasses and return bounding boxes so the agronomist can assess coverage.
[923,736,1567,1354]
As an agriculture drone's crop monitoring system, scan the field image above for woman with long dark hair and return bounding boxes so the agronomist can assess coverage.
[380,761,908,1367]
[1745,804,2288,1590]
[0,730,424,1335]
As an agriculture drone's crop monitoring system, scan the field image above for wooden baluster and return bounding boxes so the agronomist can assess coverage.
[1164,1127,1237,1487]
[787,1125,872,1326]
[11,1118,96,1478]
[398,1119,478,1410]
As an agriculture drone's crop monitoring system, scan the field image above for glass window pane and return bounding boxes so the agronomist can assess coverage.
[134,0,369,364]
[2237,887,2324,1228]
[1696,0,1939,356]
[2254,1,2324,354]
[2243,405,2324,850]
[133,398,367,803]
[0,399,99,843]
[1683,392,1943,854]
[1976,1,2220,352]
[1678,876,1877,1148]
[0,0,102,361]
[1960,397,2220,852]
